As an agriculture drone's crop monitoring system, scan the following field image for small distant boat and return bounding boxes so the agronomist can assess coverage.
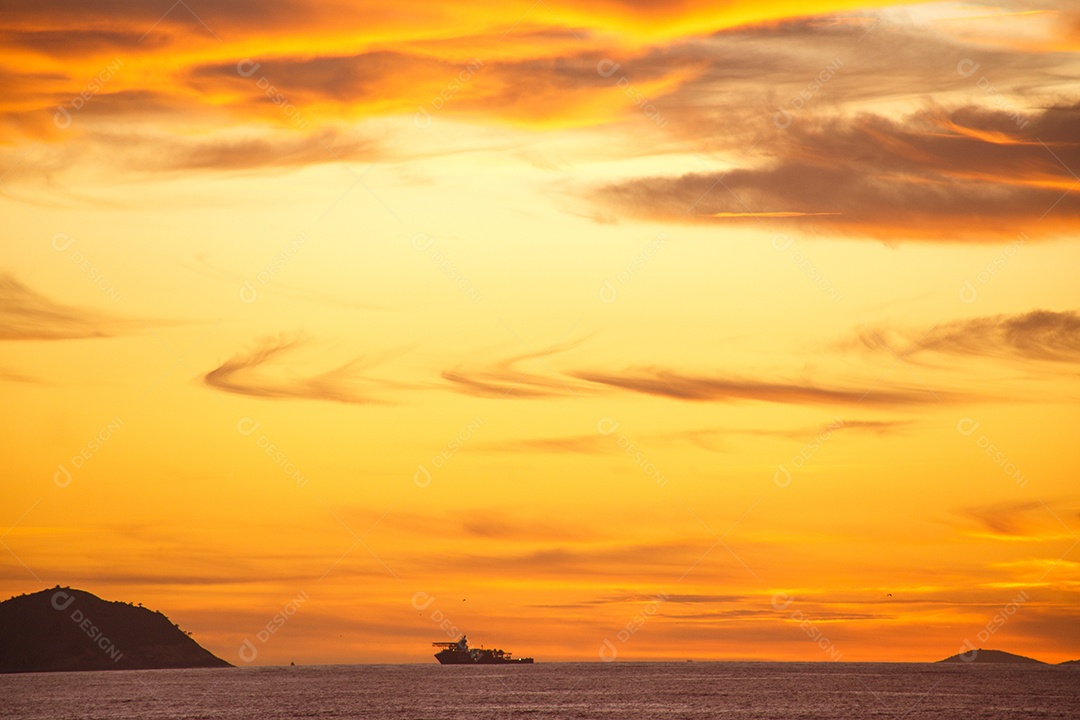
[432,635,534,664]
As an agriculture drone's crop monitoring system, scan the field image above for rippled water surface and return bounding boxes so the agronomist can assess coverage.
[3,662,1077,719]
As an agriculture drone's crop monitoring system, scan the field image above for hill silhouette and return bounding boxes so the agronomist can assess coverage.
[0,587,231,673]
[938,648,1045,664]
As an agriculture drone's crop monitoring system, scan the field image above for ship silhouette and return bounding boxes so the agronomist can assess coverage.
[432,635,534,664]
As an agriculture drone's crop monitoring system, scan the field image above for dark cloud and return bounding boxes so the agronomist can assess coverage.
[203,335,384,404]
[0,28,170,57]
[862,310,1080,363]
[0,0,330,36]
[573,368,946,406]
[6,4,1076,185]
[925,310,1080,362]
[186,48,671,129]
[188,51,445,104]
[0,273,130,340]
[591,102,1080,240]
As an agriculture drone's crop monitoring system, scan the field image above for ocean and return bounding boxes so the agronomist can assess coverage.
[2,662,1077,719]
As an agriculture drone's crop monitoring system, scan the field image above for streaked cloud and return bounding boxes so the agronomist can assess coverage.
[861,309,1080,363]
[203,335,385,404]
[0,272,133,340]
[954,499,1078,540]
[592,102,1080,240]
[441,339,591,399]
[482,418,911,455]
[573,368,947,405]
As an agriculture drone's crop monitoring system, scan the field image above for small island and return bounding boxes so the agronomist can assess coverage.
[938,648,1045,664]
[0,587,232,673]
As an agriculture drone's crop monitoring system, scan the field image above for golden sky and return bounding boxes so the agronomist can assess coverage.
[2,0,1079,665]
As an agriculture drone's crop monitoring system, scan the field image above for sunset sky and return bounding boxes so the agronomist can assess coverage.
[2,0,1079,666]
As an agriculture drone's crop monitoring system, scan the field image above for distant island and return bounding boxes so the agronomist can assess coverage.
[938,648,1058,665]
[0,587,231,673]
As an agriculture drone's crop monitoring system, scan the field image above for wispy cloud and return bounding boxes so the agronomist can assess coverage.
[203,335,385,404]
[953,499,1078,541]
[481,418,912,455]
[573,368,947,406]
[860,310,1080,363]
[958,500,1046,536]
[0,273,133,340]
[441,339,591,399]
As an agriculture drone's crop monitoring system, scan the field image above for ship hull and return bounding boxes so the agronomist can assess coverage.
[434,651,534,665]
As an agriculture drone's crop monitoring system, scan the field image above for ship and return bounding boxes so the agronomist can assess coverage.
[432,635,534,664]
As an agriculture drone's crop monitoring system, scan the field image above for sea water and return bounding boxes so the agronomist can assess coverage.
[2,662,1077,719]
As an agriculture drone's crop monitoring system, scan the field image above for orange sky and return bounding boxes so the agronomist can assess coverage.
[1,0,1079,666]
